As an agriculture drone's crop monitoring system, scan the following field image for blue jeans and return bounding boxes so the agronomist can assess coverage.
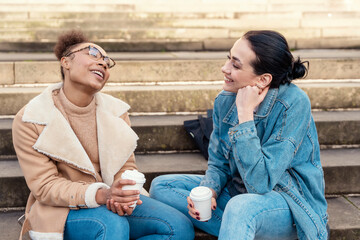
[64,195,194,240]
[150,174,298,240]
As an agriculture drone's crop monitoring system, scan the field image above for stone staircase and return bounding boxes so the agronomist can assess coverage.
[0,0,360,51]
[1,0,360,239]
[1,49,360,239]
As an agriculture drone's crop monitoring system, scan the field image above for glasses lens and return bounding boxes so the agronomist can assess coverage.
[89,46,115,68]
[89,46,101,59]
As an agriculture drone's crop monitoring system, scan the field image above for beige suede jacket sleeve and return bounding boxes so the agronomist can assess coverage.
[12,109,90,208]
[12,109,138,209]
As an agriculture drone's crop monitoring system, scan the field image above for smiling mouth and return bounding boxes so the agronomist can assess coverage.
[224,76,233,82]
[91,70,104,79]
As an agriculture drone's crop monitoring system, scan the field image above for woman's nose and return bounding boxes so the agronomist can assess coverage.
[221,62,230,74]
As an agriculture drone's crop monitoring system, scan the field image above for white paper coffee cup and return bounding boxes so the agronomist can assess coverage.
[121,170,146,208]
[189,186,212,221]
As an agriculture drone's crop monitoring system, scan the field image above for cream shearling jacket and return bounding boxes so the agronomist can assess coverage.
[12,83,139,240]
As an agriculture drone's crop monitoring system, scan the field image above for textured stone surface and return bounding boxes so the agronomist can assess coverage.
[0,63,14,85]
[3,58,360,85]
[1,111,359,155]
[1,148,359,207]
[1,82,359,115]
[14,62,60,84]
[327,196,360,240]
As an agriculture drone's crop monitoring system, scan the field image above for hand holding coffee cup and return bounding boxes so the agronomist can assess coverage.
[121,170,146,209]
[188,186,215,221]
[104,178,142,216]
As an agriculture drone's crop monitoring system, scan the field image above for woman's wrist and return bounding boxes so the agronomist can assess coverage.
[237,110,254,124]
[95,188,108,205]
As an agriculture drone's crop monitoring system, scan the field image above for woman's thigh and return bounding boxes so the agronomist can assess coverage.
[64,205,129,240]
[127,195,194,240]
[219,191,298,240]
[150,174,231,237]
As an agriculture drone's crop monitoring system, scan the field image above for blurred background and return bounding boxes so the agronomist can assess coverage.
[0,0,359,52]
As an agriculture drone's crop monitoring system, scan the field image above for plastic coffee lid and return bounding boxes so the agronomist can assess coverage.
[190,186,212,201]
[121,170,146,183]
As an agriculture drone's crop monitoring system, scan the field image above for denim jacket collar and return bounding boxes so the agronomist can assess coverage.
[223,86,280,126]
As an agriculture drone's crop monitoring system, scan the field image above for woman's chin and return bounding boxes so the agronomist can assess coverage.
[222,84,238,93]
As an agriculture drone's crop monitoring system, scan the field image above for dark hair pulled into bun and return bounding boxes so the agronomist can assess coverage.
[243,30,309,88]
[291,57,309,80]
[53,30,89,79]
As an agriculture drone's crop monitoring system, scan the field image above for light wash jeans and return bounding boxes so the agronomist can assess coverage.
[150,174,298,240]
[64,195,194,240]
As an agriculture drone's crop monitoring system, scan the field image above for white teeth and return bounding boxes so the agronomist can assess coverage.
[92,70,104,78]
[224,76,233,82]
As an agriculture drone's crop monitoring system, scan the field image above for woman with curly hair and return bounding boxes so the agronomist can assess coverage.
[150,30,329,240]
[12,30,194,240]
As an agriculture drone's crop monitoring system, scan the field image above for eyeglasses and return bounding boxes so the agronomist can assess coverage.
[64,45,116,69]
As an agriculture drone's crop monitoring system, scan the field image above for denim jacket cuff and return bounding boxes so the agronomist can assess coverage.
[228,120,256,143]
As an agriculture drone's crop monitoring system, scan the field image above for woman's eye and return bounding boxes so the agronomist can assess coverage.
[89,48,100,58]
[227,55,231,60]
[89,50,97,57]
[233,64,240,69]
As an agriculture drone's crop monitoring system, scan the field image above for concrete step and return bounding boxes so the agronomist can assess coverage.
[1,148,359,208]
[1,13,359,30]
[0,81,359,115]
[1,49,360,62]
[1,110,360,156]
[1,195,359,240]
[1,11,360,23]
[0,0,359,13]
[3,37,360,52]
[1,110,360,155]
[0,3,135,12]
[0,1,360,51]
[1,29,360,50]
[1,56,360,85]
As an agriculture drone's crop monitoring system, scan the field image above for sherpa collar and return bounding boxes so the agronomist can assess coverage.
[22,83,138,186]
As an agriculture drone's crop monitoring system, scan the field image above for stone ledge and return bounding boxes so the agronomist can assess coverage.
[0,58,359,84]
[0,82,359,115]
[0,194,359,239]
[1,111,360,155]
[1,149,359,208]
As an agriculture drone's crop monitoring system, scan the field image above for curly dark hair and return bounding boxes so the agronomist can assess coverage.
[53,30,89,80]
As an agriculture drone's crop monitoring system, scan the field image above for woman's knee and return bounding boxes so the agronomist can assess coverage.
[93,207,130,239]
[224,194,268,220]
[149,174,173,198]
[150,174,199,197]
[65,207,130,240]
[150,174,171,189]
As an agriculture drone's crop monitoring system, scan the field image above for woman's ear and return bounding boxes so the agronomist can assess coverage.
[60,57,70,70]
[257,73,272,89]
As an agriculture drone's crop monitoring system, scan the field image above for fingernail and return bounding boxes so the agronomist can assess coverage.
[196,217,200,220]
[195,212,200,216]
[189,204,193,208]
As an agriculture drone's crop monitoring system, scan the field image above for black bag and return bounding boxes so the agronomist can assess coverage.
[184,110,213,160]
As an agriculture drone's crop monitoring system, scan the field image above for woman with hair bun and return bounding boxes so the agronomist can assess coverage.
[150,30,329,240]
[12,30,194,240]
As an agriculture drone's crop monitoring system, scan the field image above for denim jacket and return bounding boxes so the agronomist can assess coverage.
[200,83,328,240]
